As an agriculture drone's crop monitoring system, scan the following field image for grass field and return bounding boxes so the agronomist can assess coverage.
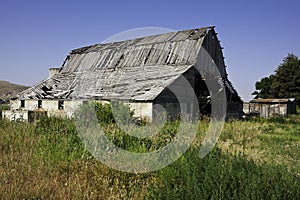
[0,115,299,199]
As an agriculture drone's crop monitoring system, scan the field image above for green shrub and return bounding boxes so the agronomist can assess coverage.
[103,120,179,153]
[75,101,135,126]
[74,101,180,152]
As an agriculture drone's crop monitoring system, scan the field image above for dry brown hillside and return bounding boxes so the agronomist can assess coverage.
[0,80,29,103]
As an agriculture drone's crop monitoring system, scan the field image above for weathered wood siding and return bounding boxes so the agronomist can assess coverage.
[201,29,227,78]
[248,99,296,118]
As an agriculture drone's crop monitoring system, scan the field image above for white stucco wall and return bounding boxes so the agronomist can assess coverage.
[25,100,39,110]
[10,100,21,110]
[7,99,154,121]
[2,110,28,122]
[64,100,85,118]
[42,100,86,118]
[42,100,64,117]
[9,99,85,118]
[10,99,39,110]
[127,102,152,120]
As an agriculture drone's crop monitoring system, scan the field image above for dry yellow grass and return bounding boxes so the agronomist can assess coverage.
[218,118,300,171]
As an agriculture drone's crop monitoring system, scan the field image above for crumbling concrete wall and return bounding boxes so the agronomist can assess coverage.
[2,110,29,121]
[127,102,152,120]
[7,99,157,122]
[25,100,39,110]
[10,100,21,110]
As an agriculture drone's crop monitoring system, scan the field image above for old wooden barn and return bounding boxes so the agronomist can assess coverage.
[6,26,242,121]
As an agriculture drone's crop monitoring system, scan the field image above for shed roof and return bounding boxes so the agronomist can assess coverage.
[250,98,295,103]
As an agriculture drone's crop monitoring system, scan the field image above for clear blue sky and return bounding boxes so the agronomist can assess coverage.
[1,0,300,101]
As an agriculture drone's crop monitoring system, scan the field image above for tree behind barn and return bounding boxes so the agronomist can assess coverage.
[252,53,300,106]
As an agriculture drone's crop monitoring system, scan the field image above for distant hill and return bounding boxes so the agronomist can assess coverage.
[0,80,29,103]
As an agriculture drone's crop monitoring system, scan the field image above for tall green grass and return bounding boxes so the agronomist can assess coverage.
[149,147,299,199]
[34,117,86,168]
[0,114,299,199]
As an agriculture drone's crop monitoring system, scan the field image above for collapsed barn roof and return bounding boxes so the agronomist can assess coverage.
[16,26,239,101]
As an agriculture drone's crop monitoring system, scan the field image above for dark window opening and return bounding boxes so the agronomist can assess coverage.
[38,100,42,108]
[21,100,25,108]
[58,100,64,110]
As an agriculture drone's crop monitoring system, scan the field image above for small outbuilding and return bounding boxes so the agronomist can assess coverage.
[247,98,297,118]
